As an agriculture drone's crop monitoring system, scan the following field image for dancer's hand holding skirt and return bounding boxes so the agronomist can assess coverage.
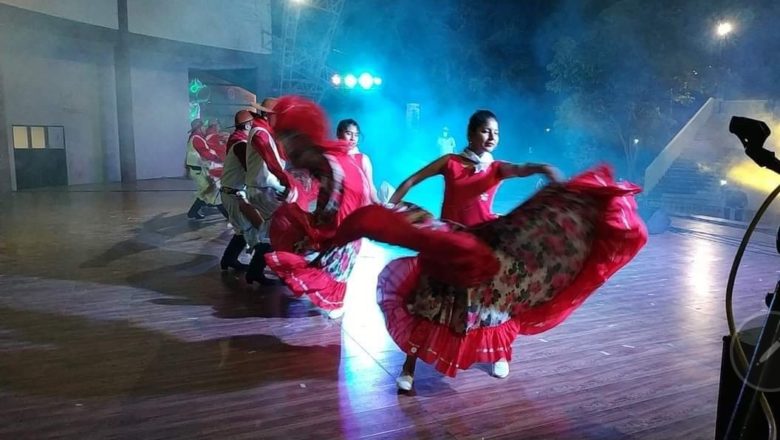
[328,165,648,377]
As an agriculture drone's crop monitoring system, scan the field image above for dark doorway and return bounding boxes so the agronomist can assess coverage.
[12,125,68,189]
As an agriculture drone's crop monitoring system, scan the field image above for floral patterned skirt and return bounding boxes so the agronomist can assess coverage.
[332,165,648,376]
[409,188,600,335]
[266,239,361,310]
[264,164,372,310]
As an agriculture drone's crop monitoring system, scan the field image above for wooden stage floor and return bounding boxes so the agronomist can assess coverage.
[0,179,777,439]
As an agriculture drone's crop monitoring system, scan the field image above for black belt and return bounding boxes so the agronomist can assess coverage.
[220,186,242,195]
[187,165,203,171]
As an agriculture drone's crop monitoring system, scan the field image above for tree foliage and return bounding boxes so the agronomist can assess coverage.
[545,0,779,179]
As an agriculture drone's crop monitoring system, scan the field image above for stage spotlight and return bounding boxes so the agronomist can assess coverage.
[358,73,373,89]
[716,21,733,38]
[331,72,382,90]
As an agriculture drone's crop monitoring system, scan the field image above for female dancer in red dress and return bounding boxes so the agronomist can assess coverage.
[336,118,381,204]
[325,109,648,390]
[263,97,376,319]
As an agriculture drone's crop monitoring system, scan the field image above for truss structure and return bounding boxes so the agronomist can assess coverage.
[278,0,345,102]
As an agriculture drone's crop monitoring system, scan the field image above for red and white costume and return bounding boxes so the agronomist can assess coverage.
[185,129,223,205]
[326,159,648,377]
[260,96,375,311]
[243,117,294,246]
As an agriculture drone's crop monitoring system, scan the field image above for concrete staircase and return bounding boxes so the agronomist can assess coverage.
[643,99,777,218]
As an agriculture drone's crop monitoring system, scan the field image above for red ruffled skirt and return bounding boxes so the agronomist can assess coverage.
[265,199,361,311]
[265,239,361,310]
[329,165,648,377]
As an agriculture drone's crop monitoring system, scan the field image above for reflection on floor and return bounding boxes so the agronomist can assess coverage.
[1,179,777,439]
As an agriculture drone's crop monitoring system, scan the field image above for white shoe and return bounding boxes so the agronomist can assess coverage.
[326,308,344,320]
[492,360,509,378]
[396,374,414,391]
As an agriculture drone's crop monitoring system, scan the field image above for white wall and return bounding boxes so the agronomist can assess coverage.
[0,1,272,187]
[130,51,190,180]
[0,0,117,28]
[0,0,272,53]
[128,0,271,54]
[0,26,120,186]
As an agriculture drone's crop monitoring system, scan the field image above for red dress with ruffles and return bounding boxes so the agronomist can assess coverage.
[261,95,374,311]
[441,155,502,226]
[326,164,648,377]
[265,152,373,310]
